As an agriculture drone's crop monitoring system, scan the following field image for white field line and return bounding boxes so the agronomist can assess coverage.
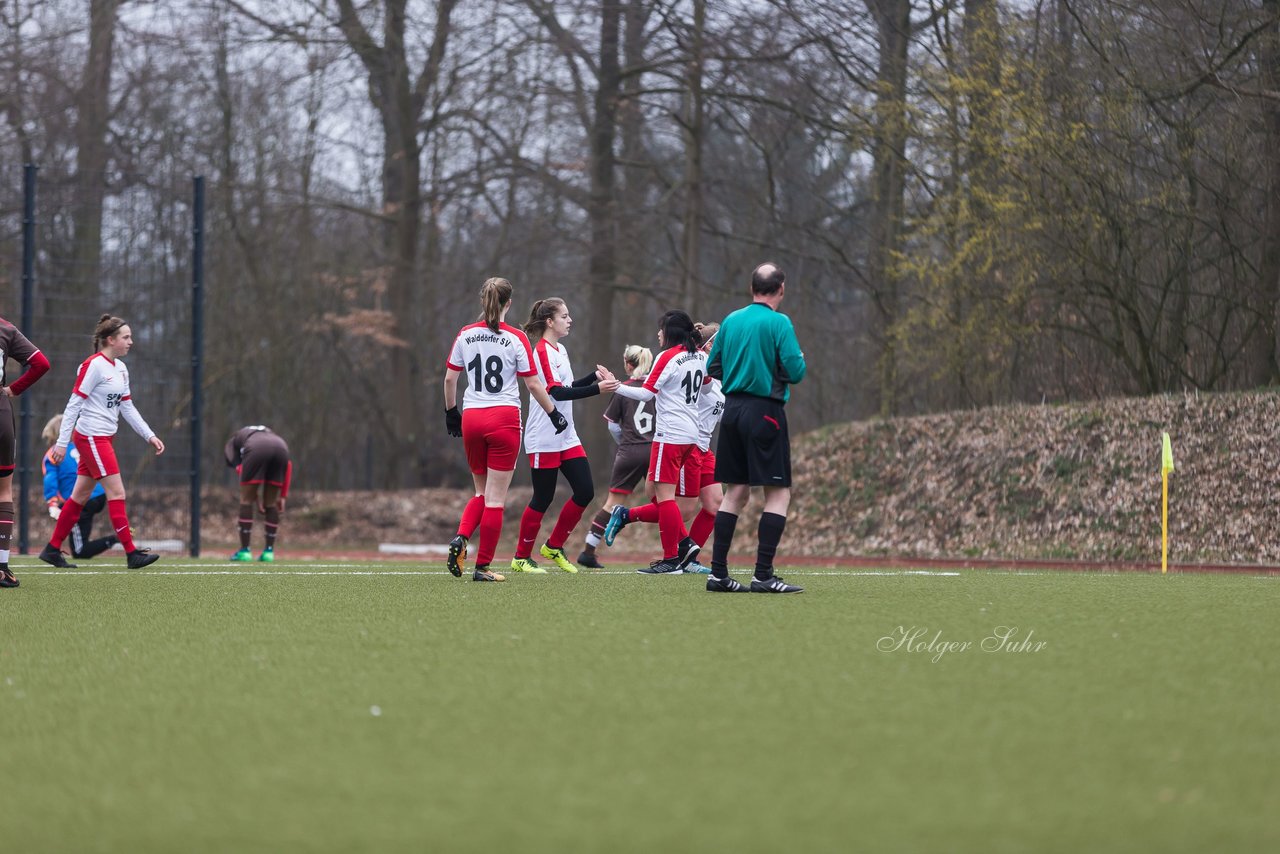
[13,565,961,578]
[16,564,1275,578]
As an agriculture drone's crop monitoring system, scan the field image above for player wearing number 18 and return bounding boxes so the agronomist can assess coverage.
[443,277,566,582]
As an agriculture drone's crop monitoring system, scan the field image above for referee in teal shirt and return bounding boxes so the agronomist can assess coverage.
[704,262,807,593]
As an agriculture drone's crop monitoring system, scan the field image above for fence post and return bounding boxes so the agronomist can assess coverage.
[18,164,37,554]
[190,176,205,557]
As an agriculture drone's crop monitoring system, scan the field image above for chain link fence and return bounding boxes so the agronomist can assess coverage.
[2,165,202,555]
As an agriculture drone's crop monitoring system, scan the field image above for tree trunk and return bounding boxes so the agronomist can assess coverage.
[584,2,622,481]
[586,2,621,385]
[963,0,999,180]
[68,0,124,333]
[1261,0,1280,384]
[335,0,456,485]
[679,0,706,319]
[617,0,648,303]
[867,0,911,417]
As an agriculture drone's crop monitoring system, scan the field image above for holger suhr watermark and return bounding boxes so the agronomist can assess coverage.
[877,626,1048,663]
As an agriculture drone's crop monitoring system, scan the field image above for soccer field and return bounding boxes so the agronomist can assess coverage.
[2,560,1277,853]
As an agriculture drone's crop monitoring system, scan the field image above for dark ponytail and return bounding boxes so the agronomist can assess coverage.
[524,297,565,342]
[659,309,698,353]
[93,314,127,352]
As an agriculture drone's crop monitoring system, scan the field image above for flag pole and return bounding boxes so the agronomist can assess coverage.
[1161,469,1168,574]
[1161,432,1174,574]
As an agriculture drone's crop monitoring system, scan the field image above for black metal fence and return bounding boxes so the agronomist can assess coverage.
[2,165,203,556]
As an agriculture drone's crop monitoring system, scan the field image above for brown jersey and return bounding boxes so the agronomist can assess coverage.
[0,317,40,411]
[0,318,44,471]
[603,379,655,447]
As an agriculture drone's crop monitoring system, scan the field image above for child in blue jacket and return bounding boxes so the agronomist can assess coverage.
[42,414,117,560]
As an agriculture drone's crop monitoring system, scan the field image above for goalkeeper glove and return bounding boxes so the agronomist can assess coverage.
[445,406,463,437]
[549,409,569,434]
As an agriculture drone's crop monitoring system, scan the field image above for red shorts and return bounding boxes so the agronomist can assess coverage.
[463,406,522,474]
[527,444,586,469]
[677,448,717,498]
[73,431,120,479]
[648,441,697,486]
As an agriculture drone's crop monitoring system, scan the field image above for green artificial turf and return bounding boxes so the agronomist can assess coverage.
[2,561,1277,853]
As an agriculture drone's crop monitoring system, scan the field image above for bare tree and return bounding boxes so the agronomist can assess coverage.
[866,0,912,417]
[64,0,127,341]
[677,0,706,317]
[1257,0,1280,382]
[329,0,458,484]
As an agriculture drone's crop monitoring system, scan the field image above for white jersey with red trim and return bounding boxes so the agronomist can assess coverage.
[523,338,581,453]
[65,353,133,437]
[695,376,725,451]
[447,322,536,411]
[643,346,707,446]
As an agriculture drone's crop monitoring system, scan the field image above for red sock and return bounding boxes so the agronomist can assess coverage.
[458,494,484,539]
[50,498,85,549]
[108,498,136,552]
[629,502,660,524]
[547,500,588,550]
[477,505,504,567]
[689,509,715,547]
[515,507,545,558]
[657,500,685,558]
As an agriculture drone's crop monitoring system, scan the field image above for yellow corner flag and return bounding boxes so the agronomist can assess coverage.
[1161,432,1174,573]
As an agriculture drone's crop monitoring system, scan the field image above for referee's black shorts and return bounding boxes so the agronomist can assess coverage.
[714,394,791,487]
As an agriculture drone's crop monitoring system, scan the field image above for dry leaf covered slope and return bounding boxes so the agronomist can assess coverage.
[786,391,1280,564]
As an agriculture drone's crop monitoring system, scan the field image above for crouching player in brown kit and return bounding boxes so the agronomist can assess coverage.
[226,425,293,562]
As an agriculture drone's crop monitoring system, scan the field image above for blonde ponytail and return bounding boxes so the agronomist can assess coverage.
[623,344,653,379]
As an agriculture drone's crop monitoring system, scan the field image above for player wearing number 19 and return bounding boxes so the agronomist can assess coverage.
[443,278,567,582]
[606,310,706,575]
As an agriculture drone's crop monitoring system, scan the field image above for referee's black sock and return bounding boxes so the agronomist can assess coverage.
[754,512,787,580]
[711,511,738,578]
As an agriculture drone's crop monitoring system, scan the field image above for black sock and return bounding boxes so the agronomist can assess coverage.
[711,511,738,578]
[81,536,116,560]
[754,512,787,579]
